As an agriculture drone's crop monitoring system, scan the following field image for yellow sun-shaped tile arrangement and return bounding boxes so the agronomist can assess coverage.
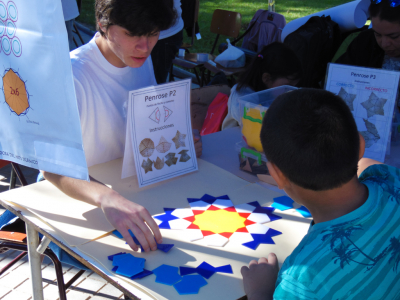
[154,194,282,248]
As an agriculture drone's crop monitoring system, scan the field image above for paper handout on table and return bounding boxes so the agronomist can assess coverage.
[122,79,198,187]
[281,0,370,42]
[0,0,88,180]
[325,63,400,162]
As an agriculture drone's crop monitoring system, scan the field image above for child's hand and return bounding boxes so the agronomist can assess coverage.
[241,253,279,300]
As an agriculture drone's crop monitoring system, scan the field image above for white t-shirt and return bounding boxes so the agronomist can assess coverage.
[70,33,157,167]
[159,0,184,40]
[221,84,255,130]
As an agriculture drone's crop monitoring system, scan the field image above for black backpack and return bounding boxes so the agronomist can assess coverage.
[284,15,341,88]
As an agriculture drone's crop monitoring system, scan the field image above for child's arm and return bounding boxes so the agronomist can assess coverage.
[357,158,383,177]
[241,253,279,300]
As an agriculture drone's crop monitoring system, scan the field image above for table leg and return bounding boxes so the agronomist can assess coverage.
[26,224,44,300]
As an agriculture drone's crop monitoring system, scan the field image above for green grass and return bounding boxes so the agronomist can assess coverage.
[77,0,350,53]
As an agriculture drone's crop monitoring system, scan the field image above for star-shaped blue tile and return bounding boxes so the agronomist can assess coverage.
[242,228,283,250]
[112,230,174,253]
[180,262,233,279]
[173,275,208,295]
[154,208,179,229]
[152,264,182,285]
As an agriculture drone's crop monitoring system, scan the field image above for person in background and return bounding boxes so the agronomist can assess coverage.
[221,43,302,130]
[61,0,79,51]
[150,0,184,83]
[241,88,400,300]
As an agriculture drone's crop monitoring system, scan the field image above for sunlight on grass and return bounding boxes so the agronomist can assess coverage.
[77,0,351,52]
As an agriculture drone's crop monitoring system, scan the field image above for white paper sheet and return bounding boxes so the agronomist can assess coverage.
[325,63,400,162]
[281,0,370,42]
[0,0,88,180]
[122,79,198,187]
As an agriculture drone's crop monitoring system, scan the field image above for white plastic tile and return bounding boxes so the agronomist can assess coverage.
[168,219,192,230]
[247,213,271,224]
[203,234,229,247]
[246,224,270,234]
[154,218,162,226]
[181,229,204,242]
[234,203,257,213]
[171,208,194,218]
[212,199,234,209]
[228,232,254,244]
[189,201,211,210]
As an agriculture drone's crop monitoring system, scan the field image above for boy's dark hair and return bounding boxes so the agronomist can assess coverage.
[95,0,177,37]
[260,89,360,191]
[369,0,400,24]
[237,43,302,92]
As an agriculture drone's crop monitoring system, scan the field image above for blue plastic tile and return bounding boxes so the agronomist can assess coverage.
[112,254,145,277]
[180,262,233,279]
[247,201,261,208]
[107,252,126,261]
[153,265,182,285]
[173,275,208,295]
[242,229,283,250]
[296,206,312,218]
[272,196,294,211]
[131,269,153,279]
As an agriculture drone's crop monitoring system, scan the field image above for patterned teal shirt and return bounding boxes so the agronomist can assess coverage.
[274,164,400,300]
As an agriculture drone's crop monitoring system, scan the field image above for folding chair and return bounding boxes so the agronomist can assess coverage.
[200,9,246,86]
[0,162,85,300]
[72,0,85,47]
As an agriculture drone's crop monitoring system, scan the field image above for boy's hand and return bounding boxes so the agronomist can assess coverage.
[100,191,162,252]
[241,253,279,300]
[193,129,202,157]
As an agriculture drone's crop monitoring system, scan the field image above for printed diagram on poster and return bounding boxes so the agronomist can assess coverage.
[0,0,88,180]
[122,79,197,187]
[325,63,400,162]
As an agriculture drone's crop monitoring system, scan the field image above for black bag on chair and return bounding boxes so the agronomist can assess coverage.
[284,15,341,88]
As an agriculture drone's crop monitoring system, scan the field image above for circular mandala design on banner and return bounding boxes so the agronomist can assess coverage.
[5,19,15,38]
[0,20,5,37]
[6,1,17,22]
[11,36,20,56]
[0,1,6,21]
[1,35,11,55]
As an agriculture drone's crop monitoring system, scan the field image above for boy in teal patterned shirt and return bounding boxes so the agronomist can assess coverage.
[241,89,400,300]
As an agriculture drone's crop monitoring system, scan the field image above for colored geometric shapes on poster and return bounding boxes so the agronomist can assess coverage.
[141,158,153,173]
[112,229,174,253]
[361,92,387,118]
[149,107,161,124]
[271,196,294,211]
[165,152,178,167]
[2,69,29,116]
[110,253,146,277]
[153,194,282,249]
[178,150,191,162]
[164,105,173,122]
[337,87,357,111]
[242,228,282,250]
[152,265,182,285]
[180,262,233,279]
[172,130,186,149]
[156,136,171,153]
[173,275,208,295]
[296,206,312,218]
[139,138,155,157]
[153,157,164,170]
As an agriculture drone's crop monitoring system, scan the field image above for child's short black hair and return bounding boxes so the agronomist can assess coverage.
[237,43,302,92]
[260,89,360,191]
[369,0,400,24]
[95,0,177,37]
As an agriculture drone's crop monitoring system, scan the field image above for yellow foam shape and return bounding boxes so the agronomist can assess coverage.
[242,108,264,152]
[193,210,246,234]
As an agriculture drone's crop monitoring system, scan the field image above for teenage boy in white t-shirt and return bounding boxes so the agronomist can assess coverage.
[43,0,202,253]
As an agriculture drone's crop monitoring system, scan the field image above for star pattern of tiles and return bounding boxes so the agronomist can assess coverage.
[154,194,282,249]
